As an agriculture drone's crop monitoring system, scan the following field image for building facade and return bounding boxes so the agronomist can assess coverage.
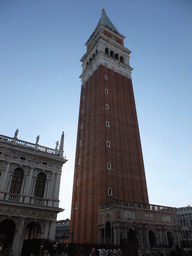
[177,206,192,247]
[0,131,67,256]
[55,219,70,243]
[70,9,149,244]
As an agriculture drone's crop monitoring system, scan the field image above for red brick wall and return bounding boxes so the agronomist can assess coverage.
[70,65,149,244]
[104,29,124,45]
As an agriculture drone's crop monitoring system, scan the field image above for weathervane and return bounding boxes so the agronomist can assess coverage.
[102,8,106,15]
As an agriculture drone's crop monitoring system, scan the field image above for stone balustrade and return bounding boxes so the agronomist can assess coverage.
[99,199,176,213]
[0,191,59,208]
[0,134,58,156]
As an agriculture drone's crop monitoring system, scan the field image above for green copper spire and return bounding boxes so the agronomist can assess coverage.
[100,8,119,33]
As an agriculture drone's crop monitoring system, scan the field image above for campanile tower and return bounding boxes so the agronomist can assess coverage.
[70,9,149,244]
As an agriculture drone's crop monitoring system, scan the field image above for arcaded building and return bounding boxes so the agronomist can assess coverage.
[98,200,181,255]
[70,9,181,255]
[0,131,67,256]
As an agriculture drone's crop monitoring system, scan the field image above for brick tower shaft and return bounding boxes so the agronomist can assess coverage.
[70,9,149,244]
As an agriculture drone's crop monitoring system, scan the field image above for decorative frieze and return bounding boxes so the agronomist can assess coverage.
[0,203,57,220]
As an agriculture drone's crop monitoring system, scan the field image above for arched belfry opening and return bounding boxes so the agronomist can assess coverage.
[0,219,16,249]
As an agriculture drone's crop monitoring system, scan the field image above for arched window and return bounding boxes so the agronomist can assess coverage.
[34,173,46,198]
[108,188,112,196]
[107,163,111,170]
[105,104,109,110]
[105,48,109,55]
[9,168,24,194]
[148,230,156,248]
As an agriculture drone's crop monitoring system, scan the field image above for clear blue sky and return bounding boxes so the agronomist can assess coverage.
[1,0,191,220]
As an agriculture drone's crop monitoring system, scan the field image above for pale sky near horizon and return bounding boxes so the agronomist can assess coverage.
[1,0,192,220]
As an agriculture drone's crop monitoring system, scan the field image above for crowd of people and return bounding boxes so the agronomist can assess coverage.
[0,247,13,256]
[91,248,123,256]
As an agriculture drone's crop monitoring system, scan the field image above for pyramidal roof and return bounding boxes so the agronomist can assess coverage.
[97,8,119,34]
[85,9,123,46]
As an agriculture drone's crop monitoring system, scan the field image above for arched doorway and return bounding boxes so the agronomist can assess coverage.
[126,229,137,255]
[148,230,156,248]
[24,222,41,239]
[106,221,111,244]
[167,231,174,248]
[0,219,15,249]
[21,222,41,256]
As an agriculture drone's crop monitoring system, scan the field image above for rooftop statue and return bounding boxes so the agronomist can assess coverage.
[36,135,40,144]
[14,129,19,139]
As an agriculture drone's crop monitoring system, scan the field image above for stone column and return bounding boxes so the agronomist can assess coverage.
[48,172,54,198]
[162,230,167,246]
[24,168,34,196]
[41,221,49,239]
[49,220,57,240]
[164,231,168,246]
[23,168,34,204]
[54,172,61,199]
[43,181,49,199]
[117,228,120,245]
[47,172,55,207]
[125,228,128,241]
[12,218,25,256]
[114,227,117,245]
[0,162,10,192]
[144,229,149,248]
[159,229,163,246]
[138,229,143,248]
[176,230,181,247]
[98,228,102,244]
[53,172,61,207]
